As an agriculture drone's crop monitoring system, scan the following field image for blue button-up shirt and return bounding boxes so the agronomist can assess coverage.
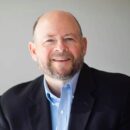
[44,71,80,130]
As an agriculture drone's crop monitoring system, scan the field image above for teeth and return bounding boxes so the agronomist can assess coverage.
[52,59,70,61]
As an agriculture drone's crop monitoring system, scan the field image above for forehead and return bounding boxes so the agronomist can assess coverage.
[34,12,80,38]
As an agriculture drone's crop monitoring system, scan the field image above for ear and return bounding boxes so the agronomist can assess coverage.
[82,37,87,56]
[28,41,37,62]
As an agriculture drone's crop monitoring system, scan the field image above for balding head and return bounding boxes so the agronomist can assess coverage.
[32,10,83,42]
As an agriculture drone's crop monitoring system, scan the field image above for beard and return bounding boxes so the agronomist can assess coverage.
[37,51,84,80]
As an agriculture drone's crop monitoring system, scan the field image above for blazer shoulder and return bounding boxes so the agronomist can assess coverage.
[82,64,130,92]
[88,66,130,97]
[0,75,44,129]
[0,75,43,108]
[82,64,130,84]
[91,67,130,85]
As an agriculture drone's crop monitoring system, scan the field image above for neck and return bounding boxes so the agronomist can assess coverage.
[44,75,69,97]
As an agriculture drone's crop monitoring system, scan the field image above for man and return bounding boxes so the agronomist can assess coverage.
[0,10,130,130]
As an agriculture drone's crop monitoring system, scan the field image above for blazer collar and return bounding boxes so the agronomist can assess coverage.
[69,64,96,130]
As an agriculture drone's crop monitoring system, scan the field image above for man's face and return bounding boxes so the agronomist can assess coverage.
[29,12,87,80]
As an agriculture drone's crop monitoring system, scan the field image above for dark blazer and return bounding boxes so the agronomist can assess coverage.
[0,64,130,130]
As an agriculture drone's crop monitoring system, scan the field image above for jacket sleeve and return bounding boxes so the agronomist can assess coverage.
[0,96,10,130]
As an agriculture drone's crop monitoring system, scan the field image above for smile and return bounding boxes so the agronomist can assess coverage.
[52,58,71,62]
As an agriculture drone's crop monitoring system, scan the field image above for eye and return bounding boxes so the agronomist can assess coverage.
[64,37,74,42]
[46,39,55,43]
[43,39,56,45]
[67,38,73,40]
[42,38,56,46]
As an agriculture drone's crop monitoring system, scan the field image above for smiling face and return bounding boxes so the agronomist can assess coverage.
[29,11,87,80]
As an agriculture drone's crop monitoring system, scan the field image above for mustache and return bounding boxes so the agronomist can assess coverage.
[51,51,73,59]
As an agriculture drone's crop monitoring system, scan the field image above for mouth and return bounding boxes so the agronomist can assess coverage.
[52,58,71,62]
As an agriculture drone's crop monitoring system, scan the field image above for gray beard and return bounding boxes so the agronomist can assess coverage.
[48,60,83,80]
[38,57,84,80]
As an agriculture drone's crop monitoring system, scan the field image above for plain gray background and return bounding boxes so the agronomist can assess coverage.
[0,0,130,94]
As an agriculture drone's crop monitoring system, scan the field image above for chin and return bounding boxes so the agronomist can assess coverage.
[52,69,76,80]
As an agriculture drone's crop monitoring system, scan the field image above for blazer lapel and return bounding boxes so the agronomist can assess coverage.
[27,76,52,130]
[69,64,96,130]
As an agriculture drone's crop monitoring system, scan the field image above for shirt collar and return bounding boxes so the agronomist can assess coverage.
[44,71,80,105]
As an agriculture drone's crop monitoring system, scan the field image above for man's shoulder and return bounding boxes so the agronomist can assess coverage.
[80,64,130,104]
[91,66,130,85]
[0,75,44,129]
[81,63,130,90]
[83,64,130,82]
[0,75,43,106]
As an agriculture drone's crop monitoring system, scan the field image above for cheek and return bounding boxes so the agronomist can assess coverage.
[70,46,84,58]
[37,49,50,63]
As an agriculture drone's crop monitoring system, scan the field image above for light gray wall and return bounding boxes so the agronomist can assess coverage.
[0,0,130,94]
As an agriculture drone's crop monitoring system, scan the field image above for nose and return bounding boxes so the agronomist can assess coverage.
[54,40,68,52]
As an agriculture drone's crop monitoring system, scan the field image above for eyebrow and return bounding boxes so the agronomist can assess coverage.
[64,33,81,39]
[64,33,74,36]
[45,34,56,37]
